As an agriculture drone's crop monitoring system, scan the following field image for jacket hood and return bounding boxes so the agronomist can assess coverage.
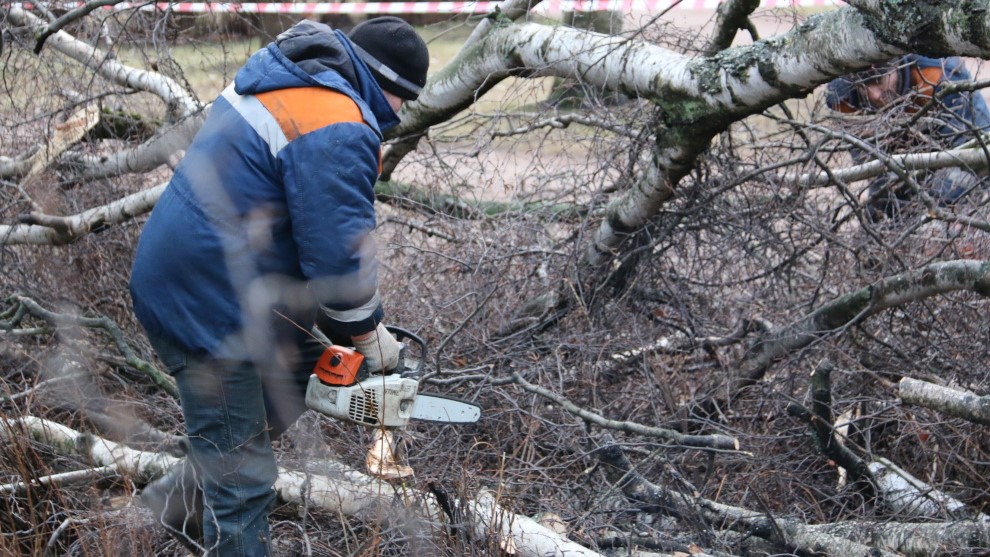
[233,20,400,132]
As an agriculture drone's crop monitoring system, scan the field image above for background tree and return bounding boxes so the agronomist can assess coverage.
[2,0,990,555]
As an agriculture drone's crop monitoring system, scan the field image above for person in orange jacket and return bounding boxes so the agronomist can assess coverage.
[825,55,990,219]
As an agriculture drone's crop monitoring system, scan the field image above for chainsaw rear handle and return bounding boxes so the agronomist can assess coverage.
[313,325,426,386]
[384,325,426,379]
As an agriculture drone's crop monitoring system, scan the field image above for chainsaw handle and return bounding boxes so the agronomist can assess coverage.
[385,325,426,378]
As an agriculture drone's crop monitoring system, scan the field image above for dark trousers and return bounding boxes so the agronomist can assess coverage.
[147,334,325,556]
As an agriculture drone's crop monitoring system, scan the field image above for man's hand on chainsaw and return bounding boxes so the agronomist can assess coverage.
[352,323,401,373]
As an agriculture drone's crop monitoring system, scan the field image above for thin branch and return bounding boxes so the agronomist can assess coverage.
[11,295,177,399]
[509,371,741,451]
[786,361,877,495]
[0,464,119,496]
[33,0,125,54]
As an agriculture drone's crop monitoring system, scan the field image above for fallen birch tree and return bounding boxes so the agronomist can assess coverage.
[594,441,990,557]
[0,416,613,557]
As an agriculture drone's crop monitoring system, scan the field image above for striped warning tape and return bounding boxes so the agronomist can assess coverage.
[3,0,844,14]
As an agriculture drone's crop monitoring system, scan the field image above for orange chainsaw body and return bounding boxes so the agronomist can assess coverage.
[313,345,367,387]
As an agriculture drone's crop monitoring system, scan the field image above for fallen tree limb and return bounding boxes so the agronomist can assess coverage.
[4,295,177,399]
[4,416,610,557]
[7,7,200,121]
[899,377,990,426]
[785,144,990,187]
[2,183,166,246]
[786,361,877,495]
[869,456,990,522]
[815,519,990,555]
[0,464,120,496]
[733,259,990,393]
[376,179,586,221]
[593,442,901,556]
[32,0,122,54]
[463,490,606,557]
[0,416,179,483]
[64,111,206,179]
[510,371,741,451]
[381,0,542,178]
[595,441,990,556]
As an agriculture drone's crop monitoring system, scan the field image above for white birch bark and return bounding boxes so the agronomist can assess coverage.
[5,7,201,120]
[787,144,990,187]
[464,490,606,557]
[899,377,990,426]
[3,416,607,557]
[63,111,208,179]
[0,183,166,245]
[869,456,990,522]
[0,416,179,483]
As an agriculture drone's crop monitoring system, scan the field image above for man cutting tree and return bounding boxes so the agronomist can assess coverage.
[129,17,429,556]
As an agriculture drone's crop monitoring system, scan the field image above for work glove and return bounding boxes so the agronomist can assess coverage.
[352,323,401,373]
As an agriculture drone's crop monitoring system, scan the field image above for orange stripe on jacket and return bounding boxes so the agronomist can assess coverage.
[256,86,382,172]
[256,87,365,140]
[909,66,944,108]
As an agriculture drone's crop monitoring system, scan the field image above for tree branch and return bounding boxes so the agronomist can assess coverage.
[899,377,990,426]
[594,442,900,557]
[510,371,741,451]
[786,361,877,495]
[7,7,200,120]
[7,295,177,399]
[33,0,124,54]
[704,0,761,56]
[2,183,165,246]
[733,259,990,390]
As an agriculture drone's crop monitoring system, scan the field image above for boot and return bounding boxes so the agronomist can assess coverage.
[139,458,204,554]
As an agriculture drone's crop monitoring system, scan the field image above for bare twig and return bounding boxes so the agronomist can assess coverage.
[510,372,741,451]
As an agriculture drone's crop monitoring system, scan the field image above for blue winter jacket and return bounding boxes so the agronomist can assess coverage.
[130,21,400,355]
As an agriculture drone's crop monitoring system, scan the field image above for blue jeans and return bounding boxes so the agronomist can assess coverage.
[150,334,324,557]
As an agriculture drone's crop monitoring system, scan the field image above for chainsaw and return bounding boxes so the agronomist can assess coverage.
[305,326,480,428]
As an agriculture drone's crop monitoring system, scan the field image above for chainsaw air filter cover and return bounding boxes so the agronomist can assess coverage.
[306,373,419,428]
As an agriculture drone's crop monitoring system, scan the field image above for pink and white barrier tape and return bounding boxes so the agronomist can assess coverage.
[5,0,844,14]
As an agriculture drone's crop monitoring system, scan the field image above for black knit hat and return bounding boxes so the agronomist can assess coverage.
[348,16,429,101]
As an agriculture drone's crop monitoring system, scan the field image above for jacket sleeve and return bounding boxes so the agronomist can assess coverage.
[280,121,384,337]
[919,57,990,147]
